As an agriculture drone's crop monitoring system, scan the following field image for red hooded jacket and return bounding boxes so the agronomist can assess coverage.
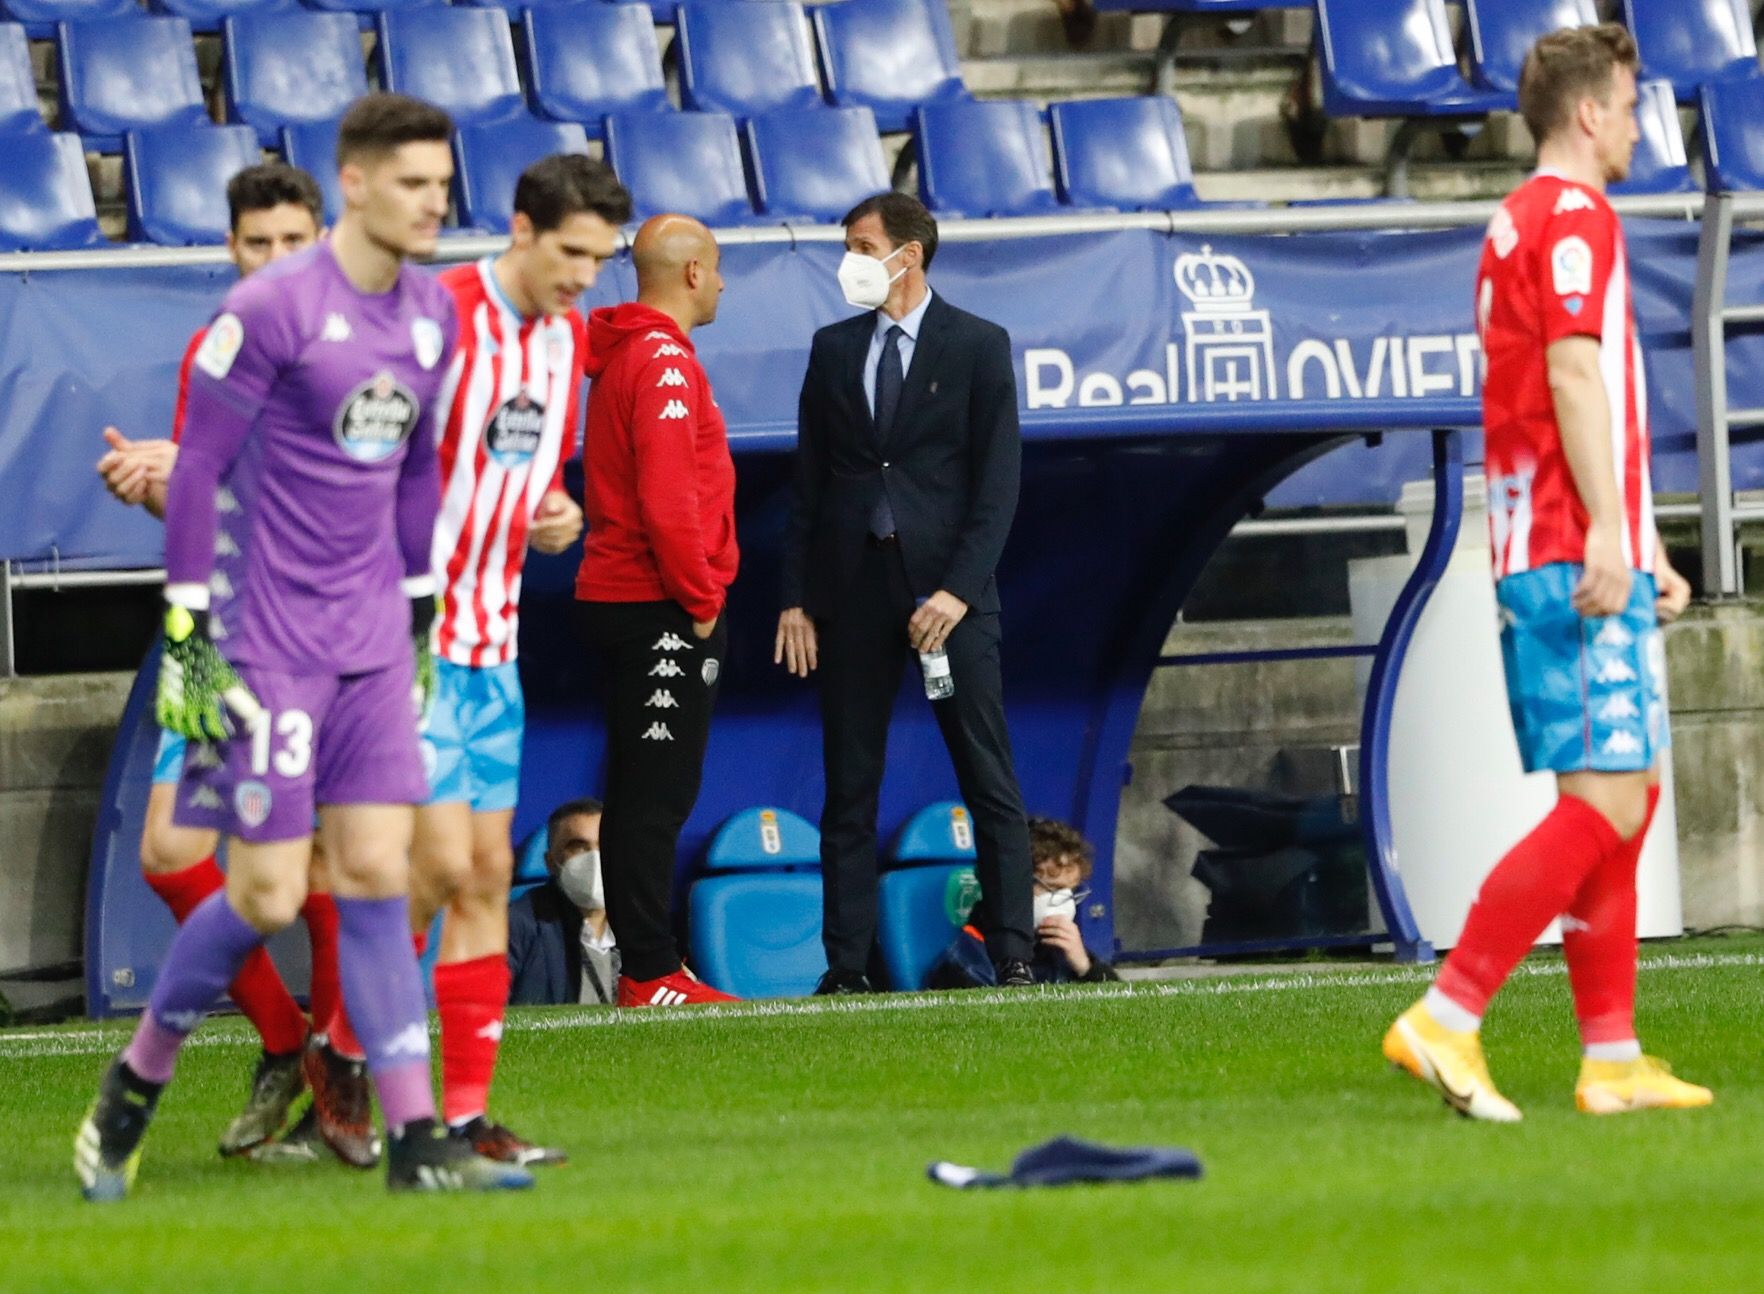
[575,303,737,622]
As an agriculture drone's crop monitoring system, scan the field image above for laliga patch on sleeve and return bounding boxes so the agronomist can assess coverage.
[1551,236,1594,297]
[195,313,245,380]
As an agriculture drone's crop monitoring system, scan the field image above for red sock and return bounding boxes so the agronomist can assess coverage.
[144,857,308,1056]
[302,892,342,1038]
[1562,785,1660,1046]
[1434,795,1624,1018]
[413,928,429,959]
[318,908,426,1063]
[435,954,509,1125]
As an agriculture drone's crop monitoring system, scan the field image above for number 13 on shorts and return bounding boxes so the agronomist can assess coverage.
[247,708,313,779]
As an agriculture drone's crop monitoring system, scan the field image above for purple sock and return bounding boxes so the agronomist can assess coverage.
[335,895,435,1131]
[124,892,266,1084]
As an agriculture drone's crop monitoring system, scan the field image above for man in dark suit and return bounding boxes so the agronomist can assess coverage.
[775,192,1035,994]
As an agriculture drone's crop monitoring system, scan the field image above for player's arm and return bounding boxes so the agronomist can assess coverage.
[1655,533,1691,624]
[632,356,722,635]
[529,376,585,555]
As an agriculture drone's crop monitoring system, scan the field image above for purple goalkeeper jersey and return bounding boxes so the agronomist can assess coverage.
[164,242,457,675]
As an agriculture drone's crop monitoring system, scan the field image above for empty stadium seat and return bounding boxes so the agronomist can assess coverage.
[303,0,436,30]
[510,828,551,901]
[1049,95,1202,211]
[878,801,979,990]
[58,16,208,153]
[914,99,1060,218]
[0,128,103,249]
[224,11,366,148]
[812,0,968,134]
[148,0,292,36]
[521,3,667,140]
[1701,77,1764,192]
[279,117,342,221]
[1464,0,1596,96]
[0,23,40,133]
[745,106,888,222]
[677,2,823,121]
[0,0,130,39]
[1091,0,1301,9]
[377,9,524,127]
[455,116,590,233]
[688,808,826,999]
[1609,79,1697,197]
[125,123,260,245]
[604,110,763,226]
[1622,0,1759,104]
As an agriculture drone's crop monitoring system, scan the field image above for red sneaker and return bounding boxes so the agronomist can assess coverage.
[617,969,738,1008]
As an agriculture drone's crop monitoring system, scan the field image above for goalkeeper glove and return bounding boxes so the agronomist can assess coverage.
[410,590,439,725]
[156,601,260,741]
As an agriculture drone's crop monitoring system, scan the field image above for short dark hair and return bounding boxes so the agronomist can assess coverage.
[515,154,632,234]
[226,163,323,233]
[1028,816,1094,881]
[547,797,604,846]
[1518,23,1639,145]
[841,191,939,269]
[335,93,453,167]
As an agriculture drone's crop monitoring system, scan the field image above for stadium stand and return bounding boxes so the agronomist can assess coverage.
[0,128,103,249]
[57,15,207,153]
[1622,0,1759,104]
[302,0,436,31]
[1049,95,1203,210]
[223,10,368,148]
[1700,77,1764,192]
[454,116,590,233]
[603,109,766,225]
[0,0,130,40]
[676,1,824,121]
[1464,0,1597,97]
[688,808,825,999]
[279,117,343,221]
[520,2,669,140]
[915,98,1061,217]
[0,22,39,132]
[878,802,980,991]
[746,106,890,222]
[124,122,259,244]
[812,0,969,133]
[147,0,292,36]
[376,8,526,127]
[1608,78,1697,197]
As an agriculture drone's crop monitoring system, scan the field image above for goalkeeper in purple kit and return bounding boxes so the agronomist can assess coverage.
[74,93,531,1200]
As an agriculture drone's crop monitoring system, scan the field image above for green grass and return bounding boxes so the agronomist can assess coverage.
[4,938,1763,1294]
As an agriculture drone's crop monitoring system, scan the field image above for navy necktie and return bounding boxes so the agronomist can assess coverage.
[869,324,904,539]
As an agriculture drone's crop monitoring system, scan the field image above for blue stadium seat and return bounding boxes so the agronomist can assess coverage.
[279,117,342,221]
[303,0,437,31]
[1609,79,1697,197]
[1090,0,1299,9]
[746,106,888,223]
[455,116,590,233]
[1049,96,1202,211]
[377,9,524,127]
[891,801,980,865]
[914,99,1060,218]
[224,11,367,148]
[148,0,292,36]
[812,0,968,133]
[1316,0,1511,118]
[510,828,550,901]
[521,3,667,140]
[125,123,261,245]
[0,23,41,133]
[1701,77,1764,192]
[878,862,975,990]
[1622,0,1759,105]
[0,0,130,39]
[604,110,765,226]
[58,16,209,153]
[0,128,103,249]
[677,2,823,121]
[1464,0,1597,96]
[687,808,825,999]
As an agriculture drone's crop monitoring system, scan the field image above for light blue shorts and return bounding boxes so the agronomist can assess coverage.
[1497,563,1667,775]
[421,659,524,812]
[151,727,186,785]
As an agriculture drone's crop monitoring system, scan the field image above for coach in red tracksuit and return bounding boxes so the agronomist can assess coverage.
[575,215,739,1008]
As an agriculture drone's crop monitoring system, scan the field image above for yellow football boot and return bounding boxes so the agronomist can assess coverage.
[1575,1055,1714,1115]
[1383,1000,1523,1123]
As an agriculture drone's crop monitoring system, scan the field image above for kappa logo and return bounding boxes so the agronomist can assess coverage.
[653,632,689,651]
[642,721,675,741]
[186,742,221,770]
[650,659,685,678]
[644,330,673,340]
[1595,658,1638,685]
[189,786,224,811]
[159,1009,203,1032]
[210,615,228,640]
[646,689,679,708]
[476,1020,504,1043]
[1598,694,1641,722]
[1602,730,1644,757]
[385,1022,431,1059]
[215,530,241,558]
[412,317,445,371]
[657,368,688,388]
[209,571,234,600]
[1487,207,1519,259]
[1594,622,1635,648]
[1554,187,1598,214]
[216,487,239,514]
[321,312,352,343]
[1560,914,1591,934]
[652,343,688,358]
[659,399,690,420]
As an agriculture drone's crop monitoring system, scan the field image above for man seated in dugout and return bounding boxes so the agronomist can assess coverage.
[507,798,620,1006]
[928,817,1118,988]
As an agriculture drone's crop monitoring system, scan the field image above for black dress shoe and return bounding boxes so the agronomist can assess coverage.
[995,959,1036,988]
[813,969,873,996]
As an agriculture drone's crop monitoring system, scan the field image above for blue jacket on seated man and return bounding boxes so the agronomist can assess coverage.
[507,798,621,1006]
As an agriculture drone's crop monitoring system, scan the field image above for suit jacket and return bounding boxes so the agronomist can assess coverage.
[782,292,1021,618]
[506,881,584,1007]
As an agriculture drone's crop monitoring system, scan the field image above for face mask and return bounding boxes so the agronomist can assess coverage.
[1033,887,1076,925]
[557,849,604,911]
[837,246,907,310]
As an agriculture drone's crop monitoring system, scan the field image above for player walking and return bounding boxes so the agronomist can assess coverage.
[1383,25,1711,1120]
[75,94,531,1200]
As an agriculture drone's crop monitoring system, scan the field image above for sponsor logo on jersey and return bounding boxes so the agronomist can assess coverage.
[642,721,674,741]
[333,371,420,463]
[652,633,688,651]
[412,317,445,370]
[485,390,546,467]
[195,313,245,380]
[657,368,688,388]
[1554,187,1597,214]
[1551,236,1594,297]
[322,312,353,343]
[1487,207,1519,259]
[659,399,690,420]
[702,657,719,686]
[234,779,273,829]
[645,689,679,708]
[650,659,685,678]
[1601,729,1643,756]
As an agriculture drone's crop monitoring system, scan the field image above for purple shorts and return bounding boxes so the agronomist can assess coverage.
[174,659,429,843]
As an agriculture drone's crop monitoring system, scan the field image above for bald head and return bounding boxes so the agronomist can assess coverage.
[632,214,723,330]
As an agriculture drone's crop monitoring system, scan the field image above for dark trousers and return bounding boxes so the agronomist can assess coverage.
[816,540,1034,974]
[576,599,726,982]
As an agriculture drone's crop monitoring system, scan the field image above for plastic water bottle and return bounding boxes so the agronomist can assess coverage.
[916,599,955,700]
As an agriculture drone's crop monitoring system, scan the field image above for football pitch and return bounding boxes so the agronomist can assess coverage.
[4,938,1762,1294]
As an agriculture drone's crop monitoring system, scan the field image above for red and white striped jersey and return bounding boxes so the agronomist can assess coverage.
[1476,171,1655,580]
[432,259,586,667]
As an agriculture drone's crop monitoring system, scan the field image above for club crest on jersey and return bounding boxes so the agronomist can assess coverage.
[234,780,273,829]
[412,317,445,370]
[334,371,420,463]
[486,391,546,467]
[196,313,245,380]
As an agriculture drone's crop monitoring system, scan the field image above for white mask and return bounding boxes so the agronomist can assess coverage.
[1033,887,1077,925]
[557,848,604,911]
[837,246,908,310]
